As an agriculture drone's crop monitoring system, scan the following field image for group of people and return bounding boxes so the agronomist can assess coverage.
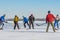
[14,14,35,30]
[0,14,35,30]
[0,11,59,32]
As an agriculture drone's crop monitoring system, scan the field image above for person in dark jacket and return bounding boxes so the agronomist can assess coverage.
[29,14,35,29]
[23,16,30,29]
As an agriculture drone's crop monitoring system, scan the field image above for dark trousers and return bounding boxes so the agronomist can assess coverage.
[54,20,59,28]
[0,21,4,30]
[14,22,19,30]
[29,22,34,29]
[46,22,55,32]
[24,22,30,29]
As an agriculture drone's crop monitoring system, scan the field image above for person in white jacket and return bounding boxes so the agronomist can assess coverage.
[54,14,59,30]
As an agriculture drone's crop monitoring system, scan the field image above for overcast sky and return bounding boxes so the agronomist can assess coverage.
[0,0,60,19]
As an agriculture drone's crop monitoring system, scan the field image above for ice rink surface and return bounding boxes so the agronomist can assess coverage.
[0,21,60,40]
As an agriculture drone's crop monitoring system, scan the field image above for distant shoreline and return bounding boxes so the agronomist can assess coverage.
[6,18,46,21]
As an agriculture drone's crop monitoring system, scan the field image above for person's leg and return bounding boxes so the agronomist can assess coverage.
[2,23,4,30]
[46,22,50,32]
[57,22,59,28]
[0,21,4,30]
[14,22,16,30]
[27,22,31,29]
[29,22,31,29]
[54,22,57,30]
[32,22,34,29]
[0,22,4,30]
[24,22,26,28]
[51,22,55,32]
[16,22,20,29]
[54,22,56,28]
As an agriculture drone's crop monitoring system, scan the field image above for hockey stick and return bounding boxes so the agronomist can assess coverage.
[36,23,46,26]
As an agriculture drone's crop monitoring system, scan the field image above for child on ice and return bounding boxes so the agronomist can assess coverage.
[54,14,59,30]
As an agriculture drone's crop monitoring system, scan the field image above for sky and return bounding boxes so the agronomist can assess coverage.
[0,0,60,19]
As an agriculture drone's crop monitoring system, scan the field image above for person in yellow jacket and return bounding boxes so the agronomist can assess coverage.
[14,15,20,30]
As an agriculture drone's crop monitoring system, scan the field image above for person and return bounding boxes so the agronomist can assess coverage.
[0,14,7,30]
[14,15,20,30]
[54,14,59,30]
[29,14,35,29]
[23,16,30,29]
[46,11,55,32]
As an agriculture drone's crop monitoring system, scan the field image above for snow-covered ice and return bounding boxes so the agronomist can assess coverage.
[0,21,60,40]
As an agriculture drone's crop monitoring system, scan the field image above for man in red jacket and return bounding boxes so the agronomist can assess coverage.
[46,11,55,32]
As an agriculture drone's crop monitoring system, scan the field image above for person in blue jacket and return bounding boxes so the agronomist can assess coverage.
[0,14,7,29]
[0,14,6,22]
[23,16,30,29]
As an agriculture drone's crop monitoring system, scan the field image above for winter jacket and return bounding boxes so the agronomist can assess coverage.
[46,13,55,23]
[14,16,19,22]
[0,16,5,22]
[29,16,35,23]
[23,17,28,23]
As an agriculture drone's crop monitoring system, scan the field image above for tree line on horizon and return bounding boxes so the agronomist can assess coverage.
[6,18,46,21]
